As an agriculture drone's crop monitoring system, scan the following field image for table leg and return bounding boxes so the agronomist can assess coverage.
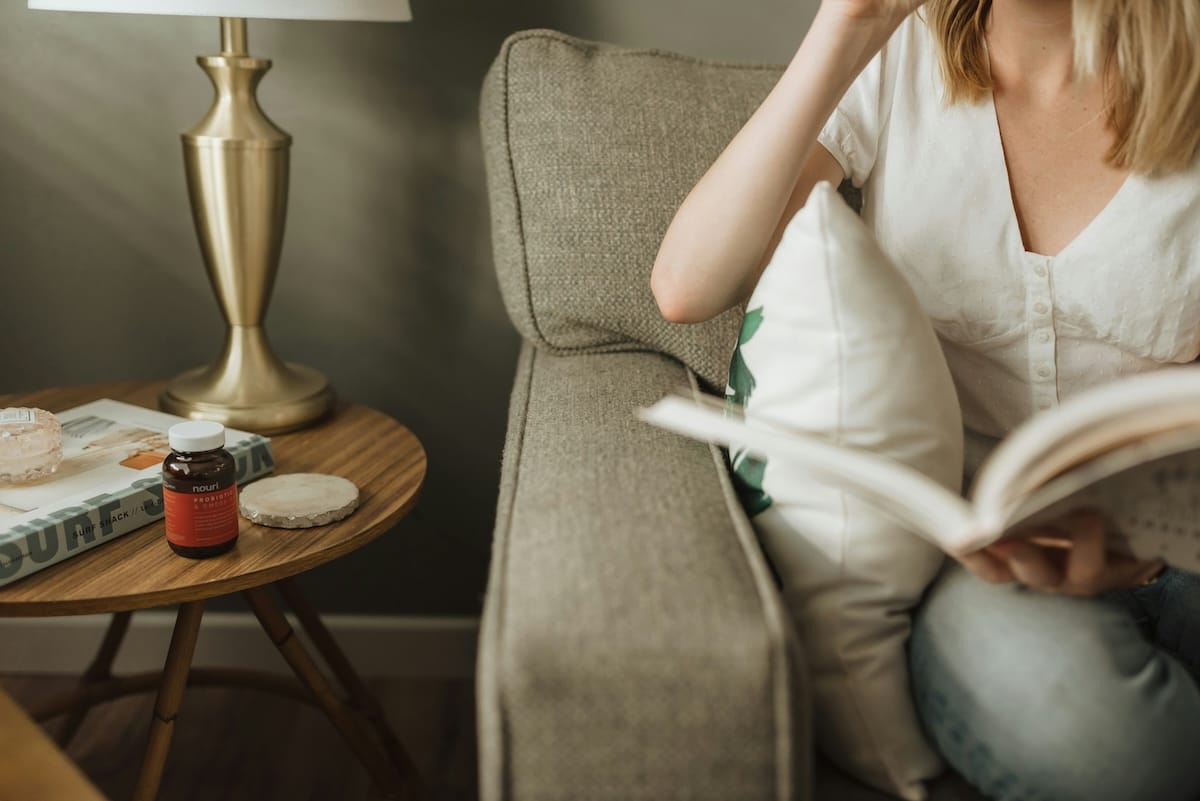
[53,610,133,747]
[131,601,205,801]
[277,577,425,785]
[243,585,421,801]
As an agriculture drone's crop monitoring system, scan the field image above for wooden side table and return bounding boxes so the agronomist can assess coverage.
[0,381,428,801]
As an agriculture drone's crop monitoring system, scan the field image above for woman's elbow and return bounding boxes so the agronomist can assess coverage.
[650,262,708,324]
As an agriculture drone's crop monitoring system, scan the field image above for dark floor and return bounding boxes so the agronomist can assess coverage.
[0,673,478,801]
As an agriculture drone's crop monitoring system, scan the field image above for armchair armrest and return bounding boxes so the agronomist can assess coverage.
[477,344,811,801]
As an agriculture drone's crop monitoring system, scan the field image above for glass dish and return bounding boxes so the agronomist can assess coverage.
[0,407,64,484]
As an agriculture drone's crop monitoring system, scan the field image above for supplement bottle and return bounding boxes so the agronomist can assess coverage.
[162,421,239,558]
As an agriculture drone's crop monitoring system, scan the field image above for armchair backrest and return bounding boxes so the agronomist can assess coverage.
[480,29,784,391]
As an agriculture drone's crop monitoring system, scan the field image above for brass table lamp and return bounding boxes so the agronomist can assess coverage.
[28,0,412,435]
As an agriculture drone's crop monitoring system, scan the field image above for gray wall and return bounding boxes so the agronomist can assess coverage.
[0,0,816,615]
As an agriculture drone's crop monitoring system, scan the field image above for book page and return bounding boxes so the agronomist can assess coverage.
[637,395,976,549]
[1002,445,1200,573]
[969,368,1200,532]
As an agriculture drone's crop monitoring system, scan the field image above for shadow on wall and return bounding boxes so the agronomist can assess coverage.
[274,0,586,616]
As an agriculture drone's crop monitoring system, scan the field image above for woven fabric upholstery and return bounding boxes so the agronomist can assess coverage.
[480,29,786,391]
[477,27,992,801]
[478,344,810,801]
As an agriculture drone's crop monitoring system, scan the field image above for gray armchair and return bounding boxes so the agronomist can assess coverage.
[476,29,985,801]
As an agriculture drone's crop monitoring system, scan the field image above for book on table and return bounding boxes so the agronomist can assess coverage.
[0,399,275,587]
[637,368,1200,574]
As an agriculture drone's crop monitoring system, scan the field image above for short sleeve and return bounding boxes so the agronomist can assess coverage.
[817,16,916,188]
[818,52,884,188]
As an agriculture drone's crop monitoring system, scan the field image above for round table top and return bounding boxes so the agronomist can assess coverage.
[0,381,426,617]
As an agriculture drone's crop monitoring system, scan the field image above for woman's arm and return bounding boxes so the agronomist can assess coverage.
[650,2,921,324]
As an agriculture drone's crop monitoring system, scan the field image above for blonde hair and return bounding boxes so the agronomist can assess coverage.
[924,0,1200,174]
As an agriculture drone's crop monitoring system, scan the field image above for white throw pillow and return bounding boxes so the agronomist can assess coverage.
[726,182,963,801]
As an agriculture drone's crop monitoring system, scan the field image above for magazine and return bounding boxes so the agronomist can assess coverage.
[0,399,275,587]
[637,368,1200,573]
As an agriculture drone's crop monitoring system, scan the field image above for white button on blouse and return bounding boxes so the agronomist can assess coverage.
[818,15,1200,439]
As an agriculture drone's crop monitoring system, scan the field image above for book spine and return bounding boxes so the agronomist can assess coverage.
[0,435,274,587]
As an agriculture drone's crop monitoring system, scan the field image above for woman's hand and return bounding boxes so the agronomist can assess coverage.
[822,0,928,23]
[956,509,1165,596]
[810,0,930,73]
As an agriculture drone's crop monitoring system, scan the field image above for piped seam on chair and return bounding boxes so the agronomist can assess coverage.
[689,368,811,801]
[502,28,787,73]
[499,35,551,351]
[478,343,538,801]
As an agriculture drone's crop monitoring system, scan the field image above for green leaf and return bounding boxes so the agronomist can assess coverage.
[727,305,770,515]
[739,306,764,345]
[727,349,756,406]
[732,452,772,516]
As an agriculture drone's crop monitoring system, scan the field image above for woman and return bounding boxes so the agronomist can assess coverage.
[650,2,1200,800]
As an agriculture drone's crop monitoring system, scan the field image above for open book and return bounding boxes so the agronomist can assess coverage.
[638,368,1200,573]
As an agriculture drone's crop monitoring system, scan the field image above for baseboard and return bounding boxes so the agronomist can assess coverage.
[0,612,479,679]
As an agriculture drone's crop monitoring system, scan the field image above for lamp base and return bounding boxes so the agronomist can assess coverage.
[159,325,336,435]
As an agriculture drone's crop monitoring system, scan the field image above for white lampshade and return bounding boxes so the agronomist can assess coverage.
[27,0,411,22]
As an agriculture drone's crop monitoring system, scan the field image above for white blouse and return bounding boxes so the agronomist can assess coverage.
[817,15,1200,442]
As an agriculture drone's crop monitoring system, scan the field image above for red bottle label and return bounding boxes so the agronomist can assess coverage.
[163,485,240,548]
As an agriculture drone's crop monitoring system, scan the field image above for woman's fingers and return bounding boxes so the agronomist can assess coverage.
[1054,510,1162,594]
[955,548,1016,584]
[962,509,1167,596]
[1062,510,1106,588]
[997,538,1064,590]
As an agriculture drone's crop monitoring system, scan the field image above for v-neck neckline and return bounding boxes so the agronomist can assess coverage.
[983,90,1135,262]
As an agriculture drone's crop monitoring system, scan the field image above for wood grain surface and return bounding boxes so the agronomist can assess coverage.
[0,685,109,801]
[0,382,426,617]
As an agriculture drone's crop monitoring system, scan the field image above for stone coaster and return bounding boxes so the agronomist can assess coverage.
[239,473,360,529]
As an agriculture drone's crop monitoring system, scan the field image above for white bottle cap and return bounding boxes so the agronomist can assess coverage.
[168,421,226,453]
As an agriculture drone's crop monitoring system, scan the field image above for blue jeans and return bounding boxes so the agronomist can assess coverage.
[909,565,1200,801]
